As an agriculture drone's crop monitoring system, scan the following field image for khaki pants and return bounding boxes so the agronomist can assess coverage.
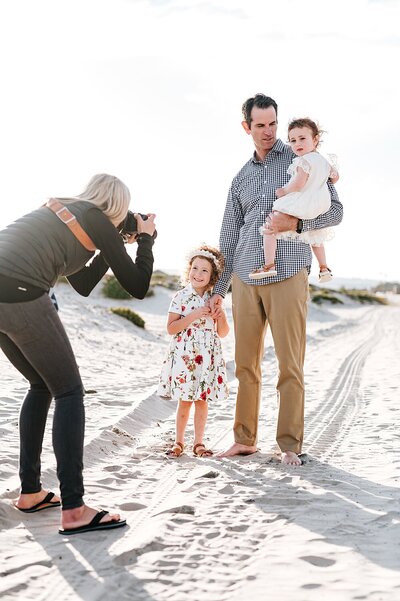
[231,269,309,453]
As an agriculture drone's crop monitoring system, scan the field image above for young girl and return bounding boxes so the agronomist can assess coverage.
[249,117,339,283]
[157,245,229,458]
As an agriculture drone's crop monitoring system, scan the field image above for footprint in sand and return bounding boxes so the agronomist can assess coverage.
[217,484,235,494]
[205,530,223,540]
[118,502,147,511]
[227,524,249,532]
[155,504,195,516]
[300,555,336,567]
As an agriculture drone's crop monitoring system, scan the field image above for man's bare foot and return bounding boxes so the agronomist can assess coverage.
[61,504,122,531]
[216,442,257,458]
[281,451,302,466]
[13,489,61,511]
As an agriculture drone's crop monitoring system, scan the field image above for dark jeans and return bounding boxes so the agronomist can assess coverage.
[0,294,85,510]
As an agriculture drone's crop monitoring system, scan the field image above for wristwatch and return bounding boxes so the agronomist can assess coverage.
[296,219,303,234]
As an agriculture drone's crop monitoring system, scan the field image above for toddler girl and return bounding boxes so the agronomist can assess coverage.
[158,245,229,458]
[249,117,339,283]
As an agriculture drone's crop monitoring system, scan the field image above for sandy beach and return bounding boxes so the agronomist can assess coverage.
[1,281,399,601]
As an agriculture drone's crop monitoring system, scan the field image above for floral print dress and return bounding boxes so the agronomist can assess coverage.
[157,284,228,402]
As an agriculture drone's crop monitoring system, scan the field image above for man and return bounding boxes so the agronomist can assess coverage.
[211,94,343,465]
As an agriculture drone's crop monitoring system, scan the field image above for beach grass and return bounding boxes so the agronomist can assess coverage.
[110,306,146,328]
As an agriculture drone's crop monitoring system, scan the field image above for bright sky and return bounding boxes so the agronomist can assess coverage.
[0,0,398,282]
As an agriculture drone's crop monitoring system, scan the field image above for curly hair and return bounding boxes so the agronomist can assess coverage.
[182,244,225,290]
[287,118,325,148]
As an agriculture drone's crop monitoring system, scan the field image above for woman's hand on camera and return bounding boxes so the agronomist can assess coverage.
[125,233,138,245]
[136,213,156,237]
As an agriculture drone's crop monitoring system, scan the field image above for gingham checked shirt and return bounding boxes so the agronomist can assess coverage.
[214,139,343,297]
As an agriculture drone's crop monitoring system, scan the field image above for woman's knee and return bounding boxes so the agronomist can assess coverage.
[30,380,51,394]
[54,384,84,401]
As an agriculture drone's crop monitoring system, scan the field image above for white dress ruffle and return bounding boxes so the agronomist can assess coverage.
[274,152,335,244]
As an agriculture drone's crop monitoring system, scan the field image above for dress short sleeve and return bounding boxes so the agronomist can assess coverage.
[169,289,184,314]
[287,156,312,177]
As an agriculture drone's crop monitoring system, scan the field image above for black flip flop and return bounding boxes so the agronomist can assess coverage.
[17,491,61,513]
[59,510,127,535]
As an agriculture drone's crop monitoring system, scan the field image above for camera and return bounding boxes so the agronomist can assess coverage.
[120,211,147,236]
[120,210,157,242]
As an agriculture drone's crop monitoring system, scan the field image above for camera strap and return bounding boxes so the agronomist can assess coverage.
[45,198,97,252]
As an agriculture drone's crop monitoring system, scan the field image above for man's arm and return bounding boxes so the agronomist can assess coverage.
[302,181,343,231]
[212,182,243,298]
[269,182,342,234]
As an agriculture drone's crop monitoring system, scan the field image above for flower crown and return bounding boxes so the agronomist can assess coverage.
[187,249,221,271]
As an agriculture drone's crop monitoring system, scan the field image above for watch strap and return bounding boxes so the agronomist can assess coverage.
[296,219,303,234]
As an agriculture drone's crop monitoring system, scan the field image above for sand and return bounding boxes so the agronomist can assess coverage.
[1,282,399,601]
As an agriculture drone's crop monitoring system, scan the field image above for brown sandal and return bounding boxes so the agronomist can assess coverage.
[166,441,184,458]
[249,263,277,280]
[193,443,214,458]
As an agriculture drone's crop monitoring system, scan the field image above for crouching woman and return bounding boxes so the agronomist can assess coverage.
[0,173,156,535]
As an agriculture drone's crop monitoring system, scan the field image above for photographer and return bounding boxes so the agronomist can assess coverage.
[0,173,156,535]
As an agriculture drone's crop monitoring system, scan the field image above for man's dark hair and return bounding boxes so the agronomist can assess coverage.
[242,94,278,127]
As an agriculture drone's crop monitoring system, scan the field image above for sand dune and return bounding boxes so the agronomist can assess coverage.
[1,282,399,600]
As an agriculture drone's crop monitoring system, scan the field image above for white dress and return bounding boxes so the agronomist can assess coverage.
[274,152,335,245]
[157,285,228,403]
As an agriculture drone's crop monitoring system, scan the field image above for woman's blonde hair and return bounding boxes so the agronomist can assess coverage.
[57,174,131,226]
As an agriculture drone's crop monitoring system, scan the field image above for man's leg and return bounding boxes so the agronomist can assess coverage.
[218,275,267,457]
[262,269,309,462]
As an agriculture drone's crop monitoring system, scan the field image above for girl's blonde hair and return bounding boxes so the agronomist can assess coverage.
[56,173,131,226]
[183,244,225,290]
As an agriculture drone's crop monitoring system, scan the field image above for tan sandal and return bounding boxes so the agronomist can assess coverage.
[193,443,214,458]
[318,265,333,283]
[249,263,277,280]
[166,441,184,458]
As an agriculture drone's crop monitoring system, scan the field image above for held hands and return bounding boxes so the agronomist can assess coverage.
[208,294,223,319]
[191,306,212,321]
[275,187,285,199]
[208,295,229,337]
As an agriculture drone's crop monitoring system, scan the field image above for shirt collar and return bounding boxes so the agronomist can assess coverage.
[187,283,210,301]
[251,139,286,163]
